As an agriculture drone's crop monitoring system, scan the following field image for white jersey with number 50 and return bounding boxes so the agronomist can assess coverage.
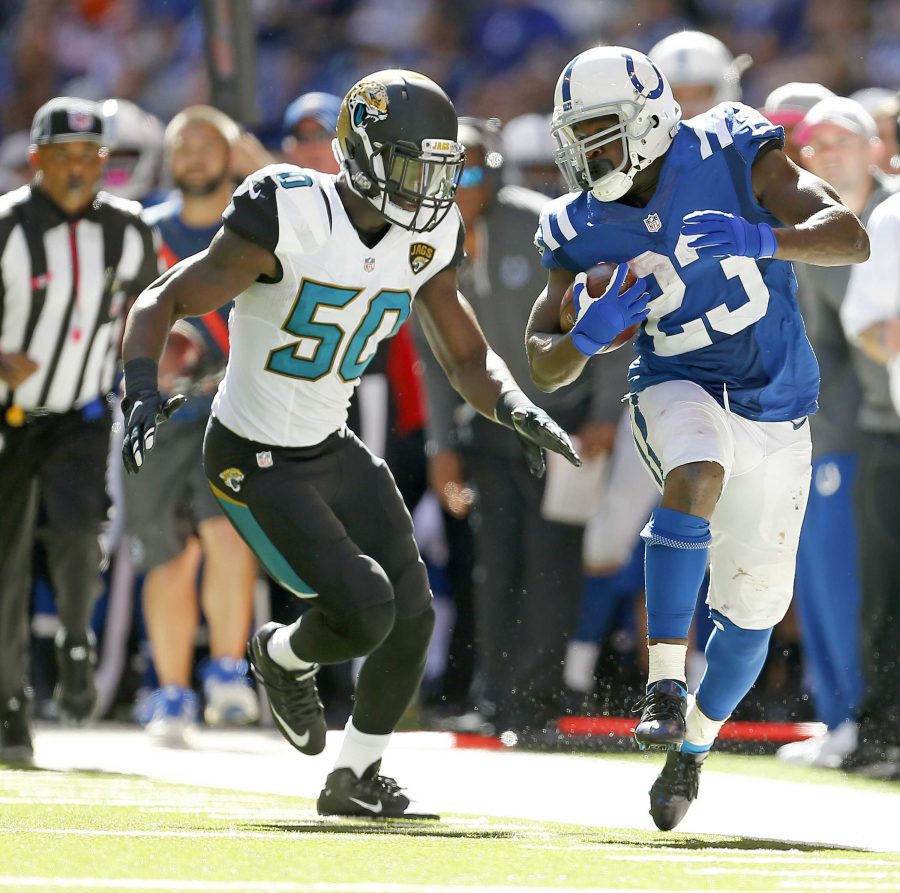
[211,165,462,446]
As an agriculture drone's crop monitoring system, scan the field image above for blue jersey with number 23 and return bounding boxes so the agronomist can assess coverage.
[536,103,819,423]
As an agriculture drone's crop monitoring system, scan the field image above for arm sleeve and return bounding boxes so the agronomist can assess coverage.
[842,197,900,338]
[222,172,280,256]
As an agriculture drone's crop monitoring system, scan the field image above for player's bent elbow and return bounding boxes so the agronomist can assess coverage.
[527,354,568,393]
[851,225,870,263]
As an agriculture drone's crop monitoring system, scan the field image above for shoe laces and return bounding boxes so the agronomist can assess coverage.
[268,668,322,721]
[358,771,404,801]
[632,684,685,722]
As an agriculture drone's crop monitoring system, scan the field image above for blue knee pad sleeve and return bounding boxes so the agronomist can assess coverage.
[642,507,711,640]
[696,610,772,721]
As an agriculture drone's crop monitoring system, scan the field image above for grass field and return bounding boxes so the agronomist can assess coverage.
[2,746,900,893]
[1,765,899,893]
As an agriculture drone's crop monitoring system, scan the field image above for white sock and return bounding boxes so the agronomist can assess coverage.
[333,719,391,778]
[267,626,316,671]
[684,697,726,749]
[647,642,687,687]
[563,641,601,693]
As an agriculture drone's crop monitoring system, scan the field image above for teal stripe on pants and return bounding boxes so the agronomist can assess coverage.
[211,485,316,598]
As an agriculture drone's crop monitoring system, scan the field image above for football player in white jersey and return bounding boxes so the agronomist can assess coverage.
[120,70,579,818]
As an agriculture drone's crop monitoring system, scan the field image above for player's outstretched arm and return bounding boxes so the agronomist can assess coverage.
[683,148,868,268]
[121,227,277,473]
[525,267,591,393]
[415,267,580,476]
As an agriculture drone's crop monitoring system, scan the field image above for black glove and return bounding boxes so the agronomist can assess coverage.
[495,390,582,478]
[121,358,186,474]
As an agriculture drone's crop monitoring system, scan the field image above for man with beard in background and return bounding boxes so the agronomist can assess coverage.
[124,106,259,743]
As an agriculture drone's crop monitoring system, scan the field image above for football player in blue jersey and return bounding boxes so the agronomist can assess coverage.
[525,46,869,830]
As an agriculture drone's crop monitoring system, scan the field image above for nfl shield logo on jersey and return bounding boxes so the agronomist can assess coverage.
[644,213,662,233]
[256,451,273,469]
[364,256,376,273]
[409,242,435,274]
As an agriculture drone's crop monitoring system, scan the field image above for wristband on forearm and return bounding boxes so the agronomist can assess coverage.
[123,357,159,397]
[757,222,778,259]
[495,389,531,429]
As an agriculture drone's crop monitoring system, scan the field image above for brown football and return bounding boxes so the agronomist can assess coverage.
[559,262,641,350]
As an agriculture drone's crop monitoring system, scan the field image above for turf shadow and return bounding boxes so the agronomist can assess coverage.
[245,820,517,840]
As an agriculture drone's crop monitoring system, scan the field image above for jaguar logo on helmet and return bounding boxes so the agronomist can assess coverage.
[347,81,389,130]
[409,242,435,274]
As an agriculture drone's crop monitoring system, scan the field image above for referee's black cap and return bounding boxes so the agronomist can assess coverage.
[30,97,105,148]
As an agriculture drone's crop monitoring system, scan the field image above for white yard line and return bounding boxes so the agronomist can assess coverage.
[0,881,742,893]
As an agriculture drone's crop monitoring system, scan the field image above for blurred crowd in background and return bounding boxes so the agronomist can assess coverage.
[2,0,900,146]
[1,0,899,777]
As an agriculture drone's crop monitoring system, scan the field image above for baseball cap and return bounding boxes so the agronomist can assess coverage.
[794,96,878,145]
[761,82,835,128]
[283,92,342,136]
[30,97,105,147]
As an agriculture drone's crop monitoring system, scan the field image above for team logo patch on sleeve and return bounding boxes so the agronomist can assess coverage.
[409,242,435,274]
[219,467,245,492]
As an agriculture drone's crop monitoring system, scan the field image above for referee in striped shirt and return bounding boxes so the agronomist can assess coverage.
[0,97,158,762]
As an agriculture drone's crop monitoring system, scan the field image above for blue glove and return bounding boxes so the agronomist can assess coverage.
[570,264,650,357]
[681,210,778,260]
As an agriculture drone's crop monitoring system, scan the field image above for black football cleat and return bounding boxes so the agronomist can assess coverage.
[649,749,708,831]
[317,760,439,819]
[0,694,34,765]
[249,622,326,756]
[54,629,98,724]
[633,679,687,751]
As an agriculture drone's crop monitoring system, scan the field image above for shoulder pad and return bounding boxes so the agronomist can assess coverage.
[683,102,784,164]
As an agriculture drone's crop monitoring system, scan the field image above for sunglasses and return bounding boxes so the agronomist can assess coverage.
[458,165,485,188]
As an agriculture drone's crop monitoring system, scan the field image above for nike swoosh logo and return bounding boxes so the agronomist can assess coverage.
[349,796,383,814]
[791,418,807,430]
[269,704,309,748]
[248,180,262,200]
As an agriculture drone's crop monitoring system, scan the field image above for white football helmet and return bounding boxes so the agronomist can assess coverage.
[649,31,752,110]
[551,46,681,202]
[100,99,165,201]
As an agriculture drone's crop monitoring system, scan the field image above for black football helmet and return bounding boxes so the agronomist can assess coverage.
[334,70,465,232]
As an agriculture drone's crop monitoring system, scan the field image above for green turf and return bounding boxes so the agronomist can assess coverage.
[0,767,898,892]
[590,751,900,793]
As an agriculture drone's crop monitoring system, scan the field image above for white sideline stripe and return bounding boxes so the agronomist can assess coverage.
[691,867,897,879]
[0,883,732,893]
[0,827,371,841]
[528,847,900,866]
